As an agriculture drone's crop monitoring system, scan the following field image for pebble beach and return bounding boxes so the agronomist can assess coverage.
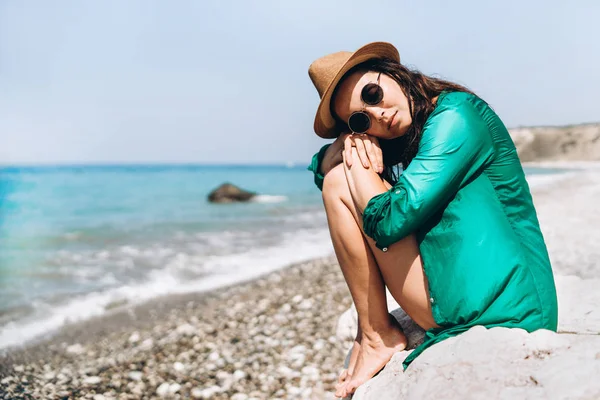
[0,255,354,399]
[1,164,600,399]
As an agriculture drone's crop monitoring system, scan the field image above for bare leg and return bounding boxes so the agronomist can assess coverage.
[322,164,406,398]
[322,151,438,398]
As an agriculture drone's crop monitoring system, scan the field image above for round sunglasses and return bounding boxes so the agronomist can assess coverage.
[347,72,384,134]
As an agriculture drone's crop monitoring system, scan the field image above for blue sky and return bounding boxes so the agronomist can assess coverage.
[1,1,598,165]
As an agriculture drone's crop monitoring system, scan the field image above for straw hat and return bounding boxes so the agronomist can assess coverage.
[308,42,400,138]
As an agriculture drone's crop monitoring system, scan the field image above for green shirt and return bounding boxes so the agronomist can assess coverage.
[307,91,558,369]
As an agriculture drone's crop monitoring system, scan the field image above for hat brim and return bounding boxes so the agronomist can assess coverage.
[313,42,400,139]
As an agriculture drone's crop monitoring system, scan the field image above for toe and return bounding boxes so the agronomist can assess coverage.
[345,380,358,396]
[335,381,348,398]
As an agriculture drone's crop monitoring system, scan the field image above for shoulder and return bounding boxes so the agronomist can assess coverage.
[434,91,487,117]
[424,91,488,134]
[419,92,491,150]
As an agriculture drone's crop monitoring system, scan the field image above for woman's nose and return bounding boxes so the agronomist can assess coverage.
[366,107,386,123]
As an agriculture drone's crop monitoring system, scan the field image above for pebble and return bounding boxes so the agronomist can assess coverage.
[156,382,170,397]
[173,361,185,372]
[168,383,181,394]
[194,385,222,398]
[66,343,85,355]
[128,371,143,381]
[176,323,196,336]
[128,331,140,343]
[233,370,247,381]
[83,376,102,385]
[139,338,154,350]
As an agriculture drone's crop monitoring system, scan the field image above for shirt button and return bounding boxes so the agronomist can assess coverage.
[382,247,388,252]
[430,297,435,304]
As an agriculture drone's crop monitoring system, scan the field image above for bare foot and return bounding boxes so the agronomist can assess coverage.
[336,316,407,398]
[335,339,361,392]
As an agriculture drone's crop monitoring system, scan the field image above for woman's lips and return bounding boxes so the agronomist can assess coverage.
[388,111,398,130]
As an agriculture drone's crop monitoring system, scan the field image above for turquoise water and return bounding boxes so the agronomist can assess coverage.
[0,165,332,349]
[0,164,565,349]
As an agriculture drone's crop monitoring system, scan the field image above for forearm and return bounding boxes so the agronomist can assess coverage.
[343,147,389,215]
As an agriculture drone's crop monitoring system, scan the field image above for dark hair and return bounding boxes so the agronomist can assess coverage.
[331,58,474,184]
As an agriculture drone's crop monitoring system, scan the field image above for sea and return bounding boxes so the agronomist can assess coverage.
[0,164,566,351]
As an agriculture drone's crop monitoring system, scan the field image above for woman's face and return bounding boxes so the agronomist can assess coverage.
[332,70,412,139]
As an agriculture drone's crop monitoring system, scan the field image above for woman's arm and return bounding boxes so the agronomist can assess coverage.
[347,99,495,250]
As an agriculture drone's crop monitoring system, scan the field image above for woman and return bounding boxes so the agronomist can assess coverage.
[306,42,558,398]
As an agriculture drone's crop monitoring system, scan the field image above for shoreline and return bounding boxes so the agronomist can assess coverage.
[0,254,341,363]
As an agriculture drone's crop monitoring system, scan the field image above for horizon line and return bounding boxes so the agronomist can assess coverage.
[0,161,309,168]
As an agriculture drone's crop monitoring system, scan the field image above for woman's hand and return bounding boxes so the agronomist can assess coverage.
[321,133,384,176]
[343,133,384,174]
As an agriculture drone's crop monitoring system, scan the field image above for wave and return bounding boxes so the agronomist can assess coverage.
[250,194,288,203]
[0,228,334,351]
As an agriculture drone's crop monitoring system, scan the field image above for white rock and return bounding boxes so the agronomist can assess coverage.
[297,299,313,310]
[291,294,303,303]
[93,395,106,400]
[193,385,222,398]
[43,371,56,380]
[173,362,185,372]
[276,365,297,379]
[233,370,247,381]
[301,365,320,379]
[555,275,600,333]
[208,351,220,361]
[350,327,600,400]
[66,343,85,355]
[280,303,292,313]
[313,339,326,351]
[156,382,170,397]
[287,386,302,395]
[83,376,102,385]
[216,370,231,383]
[168,383,181,394]
[139,338,154,350]
[128,371,143,381]
[128,331,140,343]
[230,394,248,400]
[1,377,13,385]
[176,323,196,336]
[205,362,217,371]
[13,365,24,372]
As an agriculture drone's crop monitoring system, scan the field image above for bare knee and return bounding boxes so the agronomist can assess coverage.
[322,162,348,203]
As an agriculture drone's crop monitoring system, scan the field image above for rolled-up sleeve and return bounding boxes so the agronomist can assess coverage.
[362,99,495,250]
[307,144,331,191]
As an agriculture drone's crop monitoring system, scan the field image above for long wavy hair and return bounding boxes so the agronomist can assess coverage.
[331,58,474,184]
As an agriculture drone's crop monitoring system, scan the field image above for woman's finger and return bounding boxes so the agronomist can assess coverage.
[343,135,354,167]
[368,135,383,173]
[363,139,378,171]
[354,137,370,169]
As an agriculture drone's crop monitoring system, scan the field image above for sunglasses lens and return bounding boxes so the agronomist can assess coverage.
[361,83,383,105]
[348,112,370,133]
